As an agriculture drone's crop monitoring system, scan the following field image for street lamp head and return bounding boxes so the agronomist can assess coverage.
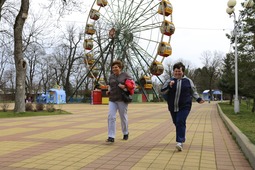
[244,0,254,8]
[226,7,235,15]
[227,0,237,8]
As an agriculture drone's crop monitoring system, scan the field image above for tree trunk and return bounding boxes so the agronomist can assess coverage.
[13,0,29,113]
[229,93,233,105]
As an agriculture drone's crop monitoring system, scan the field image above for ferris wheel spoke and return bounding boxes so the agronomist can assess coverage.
[132,35,160,44]
[132,22,161,33]
[83,0,175,98]
[132,40,165,72]
[122,2,144,28]
[128,3,159,28]
[117,0,134,26]
[134,40,159,61]
[101,0,120,24]
[128,0,155,24]
[113,39,149,75]
[129,44,154,68]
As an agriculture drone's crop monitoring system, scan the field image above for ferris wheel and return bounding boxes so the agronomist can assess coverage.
[83,0,175,100]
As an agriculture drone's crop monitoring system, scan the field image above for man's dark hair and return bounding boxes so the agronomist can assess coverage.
[173,62,185,72]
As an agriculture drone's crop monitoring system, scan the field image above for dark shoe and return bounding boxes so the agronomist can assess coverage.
[123,133,129,140]
[105,137,114,143]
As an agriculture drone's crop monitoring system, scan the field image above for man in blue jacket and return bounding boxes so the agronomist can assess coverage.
[161,62,204,151]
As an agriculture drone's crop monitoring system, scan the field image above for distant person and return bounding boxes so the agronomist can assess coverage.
[105,60,133,143]
[161,62,204,151]
[26,96,32,103]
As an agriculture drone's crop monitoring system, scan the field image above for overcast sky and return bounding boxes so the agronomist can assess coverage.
[167,0,241,68]
[61,0,244,68]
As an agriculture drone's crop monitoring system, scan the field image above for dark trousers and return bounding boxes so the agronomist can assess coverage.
[170,109,190,143]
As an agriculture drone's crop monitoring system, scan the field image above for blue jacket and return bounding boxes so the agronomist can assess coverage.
[161,76,202,113]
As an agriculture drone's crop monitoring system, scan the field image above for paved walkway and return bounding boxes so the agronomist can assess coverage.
[0,102,252,170]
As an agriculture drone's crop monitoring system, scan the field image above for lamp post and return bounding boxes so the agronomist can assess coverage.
[226,0,254,113]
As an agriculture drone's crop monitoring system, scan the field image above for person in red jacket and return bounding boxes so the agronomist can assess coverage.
[105,60,133,143]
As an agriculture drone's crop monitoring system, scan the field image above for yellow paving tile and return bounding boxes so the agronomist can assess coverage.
[132,162,151,169]
[0,121,32,126]
[129,122,159,130]
[183,161,200,166]
[139,119,167,123]
[131,167,148,170]
[34,164,54,169]
[10,144,117,169]
[156,153,173,161]
[29,121,74,127]
[165,164,183,169]
[47,165,67,170]
[200,160,217,165]
[201,151,216,161]
[1,103,253,170]
[33,116,70,121]
[66,117,95,122]
[200,162,217,169]
[159,132,176,144]
[19,163,40,168]
[138,158,155,164]
[62,166,85,170]
[0,128,38,137]
[0,141,41,156]
[182,166,199,170]
[25,129,86,139]
[73,122,106,128]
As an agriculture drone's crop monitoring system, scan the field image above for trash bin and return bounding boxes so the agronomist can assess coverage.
[91,90,102,104]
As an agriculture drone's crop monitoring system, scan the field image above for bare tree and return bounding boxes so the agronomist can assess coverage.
[71,57,88,98]
[25,44,45,95]
[4,66,15,94]
[13,0,29,113]
[0,42,10,87]
[1,0,86,110]
[50,24,83,100]
[37,55,55,93]
[22,12,50,97]
[195,50,223,99]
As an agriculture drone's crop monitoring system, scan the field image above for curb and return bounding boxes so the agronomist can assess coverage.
[217,104,255,170]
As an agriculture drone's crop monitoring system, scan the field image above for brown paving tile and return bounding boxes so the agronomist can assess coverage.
[0,103,253,170]
[97,164,117,169]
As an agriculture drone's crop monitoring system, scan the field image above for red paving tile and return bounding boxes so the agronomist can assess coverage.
[0,102,253,170]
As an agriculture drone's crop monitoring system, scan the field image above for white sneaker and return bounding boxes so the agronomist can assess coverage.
[176,142,183,151]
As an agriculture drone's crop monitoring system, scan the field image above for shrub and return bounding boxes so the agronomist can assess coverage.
[1,103,9,112]
[36,103,44,111]
[25,103,34,111]
[46,104,55,112]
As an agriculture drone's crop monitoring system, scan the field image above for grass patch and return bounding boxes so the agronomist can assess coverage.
[0,110,71,118]
[218,102,255,144]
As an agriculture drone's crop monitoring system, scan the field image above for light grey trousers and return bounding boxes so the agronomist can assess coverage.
[108,101,129,138]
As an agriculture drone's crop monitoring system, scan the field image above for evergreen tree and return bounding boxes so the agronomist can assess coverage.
[218,53,235,105]
[223,3,255,112]
[238,4,255,112]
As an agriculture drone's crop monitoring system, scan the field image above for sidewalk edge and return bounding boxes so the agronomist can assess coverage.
[217,104,255,170]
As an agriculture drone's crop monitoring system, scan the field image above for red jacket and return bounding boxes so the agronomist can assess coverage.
[125,79,135,95]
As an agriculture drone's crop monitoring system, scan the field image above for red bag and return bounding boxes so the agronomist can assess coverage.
[125,79,135,95]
